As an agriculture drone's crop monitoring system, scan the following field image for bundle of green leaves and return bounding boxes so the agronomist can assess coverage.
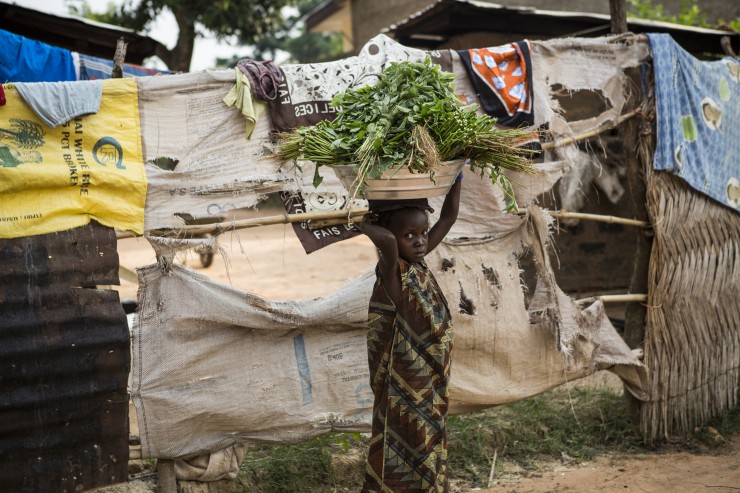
[277,57,535,211]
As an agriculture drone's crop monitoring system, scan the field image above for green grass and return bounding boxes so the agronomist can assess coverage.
[235,388,739,492]
[238,433,365,493]
[446,387,644,486]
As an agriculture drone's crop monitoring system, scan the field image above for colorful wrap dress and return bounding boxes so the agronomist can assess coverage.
[362,258,453,493]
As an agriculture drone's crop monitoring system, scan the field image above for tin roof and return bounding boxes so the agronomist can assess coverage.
[384,0,739,56]
[0,1,165,64]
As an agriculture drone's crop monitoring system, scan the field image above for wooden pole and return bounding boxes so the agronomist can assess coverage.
[112,37,127,79]
[116,207,649,240]
[547,210,648,228]
[611,0,650,420]
[623,118,652,351]
[576,293,647,305]
[156,459,177,493]
[541,110,637,150]
[609,0,628,35]
[145,208,368,238]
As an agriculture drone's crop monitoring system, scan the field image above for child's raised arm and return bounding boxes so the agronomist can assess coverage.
[427,175,462,253]
[356,217,402,303]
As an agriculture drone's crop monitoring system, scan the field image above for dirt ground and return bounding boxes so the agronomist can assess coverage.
[476,439,740,493]
[113,210,739,493]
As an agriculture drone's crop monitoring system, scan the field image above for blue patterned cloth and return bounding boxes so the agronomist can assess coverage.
[78,54,169,80]
[649,33,740,211]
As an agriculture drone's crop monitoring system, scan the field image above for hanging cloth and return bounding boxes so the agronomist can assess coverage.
[457,41,534,127]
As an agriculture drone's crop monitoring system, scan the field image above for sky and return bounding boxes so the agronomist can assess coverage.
[8,0,248,70]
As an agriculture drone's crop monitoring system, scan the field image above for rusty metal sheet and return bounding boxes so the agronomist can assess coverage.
[0,221,129,493]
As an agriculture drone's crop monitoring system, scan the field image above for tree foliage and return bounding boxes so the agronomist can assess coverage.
[628,0,740,31]
[68,0,296,72]
[216,0,344,66]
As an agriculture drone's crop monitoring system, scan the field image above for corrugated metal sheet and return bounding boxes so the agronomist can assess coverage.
[0,221,129,492]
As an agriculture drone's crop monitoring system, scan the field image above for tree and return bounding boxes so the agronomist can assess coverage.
[68,0,296,72]
[628,0,740,31]
[216,0,344,66]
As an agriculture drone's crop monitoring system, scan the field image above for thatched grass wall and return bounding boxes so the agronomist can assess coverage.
[642,165,740,440]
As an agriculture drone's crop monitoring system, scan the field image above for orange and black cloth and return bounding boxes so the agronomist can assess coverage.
[458,41,534,128]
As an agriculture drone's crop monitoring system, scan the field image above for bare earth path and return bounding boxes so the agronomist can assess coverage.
[478,438,739,493]
[113,210,739,493]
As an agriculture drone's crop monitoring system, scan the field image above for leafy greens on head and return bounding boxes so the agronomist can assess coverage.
[277,58,536,211]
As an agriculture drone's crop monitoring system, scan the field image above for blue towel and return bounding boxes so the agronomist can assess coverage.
[649,33,740,211]
[0,28,76,83]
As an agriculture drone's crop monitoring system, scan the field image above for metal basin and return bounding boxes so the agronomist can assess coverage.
[332,159,466,200]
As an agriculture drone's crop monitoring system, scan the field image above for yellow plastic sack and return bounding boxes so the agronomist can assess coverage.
[0,79,146,238]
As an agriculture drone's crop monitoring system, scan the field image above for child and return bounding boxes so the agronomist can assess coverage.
[357,174,462,493]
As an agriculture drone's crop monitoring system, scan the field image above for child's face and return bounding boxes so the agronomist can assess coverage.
[387,208,430,264]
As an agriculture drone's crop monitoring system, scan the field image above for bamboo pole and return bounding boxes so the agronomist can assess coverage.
[117,208,649,240]
[546,210,648,227]
[143,208,368,238]
[540,110,638,151]
[576,293,647,305]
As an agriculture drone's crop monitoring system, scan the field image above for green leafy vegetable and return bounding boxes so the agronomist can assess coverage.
[277,57,536,211]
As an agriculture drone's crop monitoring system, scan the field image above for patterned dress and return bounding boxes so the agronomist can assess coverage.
[362,258,453,493]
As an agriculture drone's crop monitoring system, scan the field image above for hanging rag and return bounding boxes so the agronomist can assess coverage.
[649,33,740,211]
[223,67,266,139]
[236,59,283,101]
[458,41,534,127]
[14,80,103,128]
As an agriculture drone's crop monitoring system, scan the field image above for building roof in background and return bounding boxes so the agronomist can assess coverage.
[0,1,165,64]
[384,0,739,56]
[305,0,346,31]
